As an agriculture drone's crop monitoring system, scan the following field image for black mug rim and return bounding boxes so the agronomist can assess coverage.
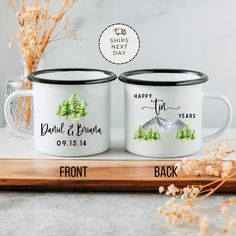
[28,68,117,85]
[118,69,208,86]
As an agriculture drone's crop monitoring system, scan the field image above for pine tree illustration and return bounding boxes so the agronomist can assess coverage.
[176,130,181,140]
[56,104,62,117]
[144,132,149,141]
[79,101,87,118]
[176,125,196,141]
[61,100,73,119]
[134,126,161,141]
[134,126,145,140]
[69,93,81,118]
[57,92,88,121]
[147,128,153,140]
[152,131,161,141]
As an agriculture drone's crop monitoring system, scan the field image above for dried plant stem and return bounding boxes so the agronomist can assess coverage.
[198,173,236,203]
[10,0,77,128]
[199,188,212,194]
[201,175,233,189]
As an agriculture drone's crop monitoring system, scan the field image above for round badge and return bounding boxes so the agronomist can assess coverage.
[99,23,140,64]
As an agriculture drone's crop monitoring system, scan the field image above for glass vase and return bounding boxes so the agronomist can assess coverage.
[5,60,44,135]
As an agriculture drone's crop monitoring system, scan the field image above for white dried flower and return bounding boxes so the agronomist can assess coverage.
[167,184,179,196]
[206,165,214,175]
[222,161,232,172]
[165,191,170,196]
[221,172,228,178]
[158,186,165,193]
[194,170,203,176]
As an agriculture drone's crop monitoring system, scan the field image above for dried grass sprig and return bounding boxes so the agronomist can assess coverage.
[9,0,77,128]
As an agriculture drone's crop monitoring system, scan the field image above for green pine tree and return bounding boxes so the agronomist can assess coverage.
[176,131,181,140]
[152,131,157,141]
[56,92,88,121]
[144,132,149,141]
[134,126,161,141]
[147,128,153,140]
[152,131,161,141]
[134,126,145,140]
[56,104,62,117]
[190,129,195,140]
[69,93,81,118]
[176,125,196,141]
[61,99,73,119]
[79,101,88,118]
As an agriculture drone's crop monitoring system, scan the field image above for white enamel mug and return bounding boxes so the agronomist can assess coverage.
[119,69,232,158]
[5,68,116,156]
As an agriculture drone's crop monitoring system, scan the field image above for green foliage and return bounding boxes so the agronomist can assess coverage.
[152,130,161,141]
[69,93,81,118]
[176,125,195,141]
[56,104,62,116]
[57,92,87,121]
[62,100,73,118]
[79,101,88,118]
[134,126,145,140]
[134,126,161,141]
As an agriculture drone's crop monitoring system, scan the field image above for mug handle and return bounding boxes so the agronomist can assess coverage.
[203,92,232,142]
[4,90,33,139]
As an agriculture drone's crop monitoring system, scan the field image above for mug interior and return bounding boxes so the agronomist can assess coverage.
[127,72,200,82]
[39,71,109,81]
[28,68,117,85]
[119,69,208,86]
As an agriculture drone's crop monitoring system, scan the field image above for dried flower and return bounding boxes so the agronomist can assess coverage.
[176,143,236,179]
[10,0,77,128]
[157,142,236,235]
[158,186,164,193]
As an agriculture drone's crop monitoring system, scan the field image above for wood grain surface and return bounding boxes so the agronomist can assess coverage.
[0,160,235,192]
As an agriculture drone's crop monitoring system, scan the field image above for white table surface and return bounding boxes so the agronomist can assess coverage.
[0,128,235,236]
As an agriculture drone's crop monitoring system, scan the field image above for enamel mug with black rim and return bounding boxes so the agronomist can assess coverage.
[4,69,116,156]
[119,69,232,158]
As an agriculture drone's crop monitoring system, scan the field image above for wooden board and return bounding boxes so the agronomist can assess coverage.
[0,160,235,192]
